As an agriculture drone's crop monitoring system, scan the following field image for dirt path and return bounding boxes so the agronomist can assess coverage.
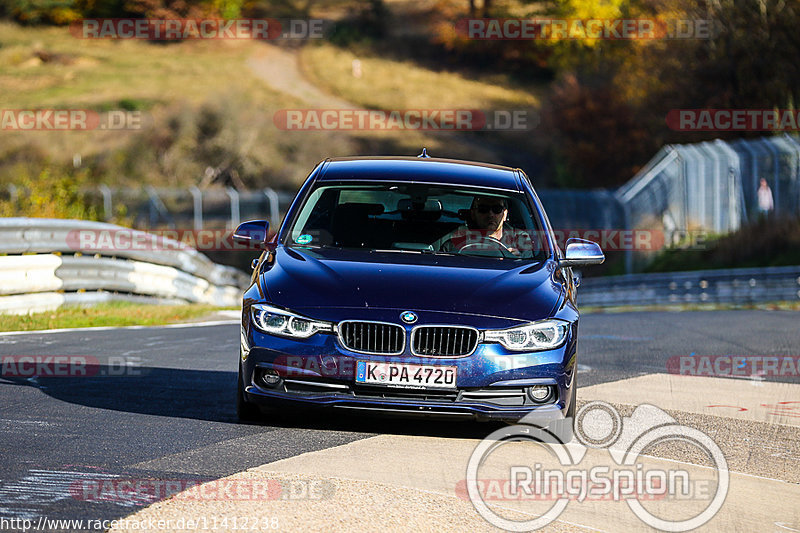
[244,43,521,168]
[246,44,356,109]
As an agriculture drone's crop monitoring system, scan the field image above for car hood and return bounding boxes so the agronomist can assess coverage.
[261,247,563,323]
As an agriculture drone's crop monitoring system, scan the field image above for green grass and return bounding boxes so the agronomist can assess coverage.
[0,301,236,332]
[300,42,541,111]
[645,217,800,273]
[297,41,546,166]
[0,20,547,196]
[0,22,274,109]
[0,21,518,191]
[0,21,363,189]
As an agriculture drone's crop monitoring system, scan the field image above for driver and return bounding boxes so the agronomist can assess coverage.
[436,196,531,256]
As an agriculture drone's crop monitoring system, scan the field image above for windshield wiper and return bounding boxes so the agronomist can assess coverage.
[289,244,341,250]
[369,248,424,254]
[421,249,459,256]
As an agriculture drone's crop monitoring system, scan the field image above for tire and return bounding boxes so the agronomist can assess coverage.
[237,362,262,422]
[548,372,577,444]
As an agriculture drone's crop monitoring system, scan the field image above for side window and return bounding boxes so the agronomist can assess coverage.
[291,187,339,244]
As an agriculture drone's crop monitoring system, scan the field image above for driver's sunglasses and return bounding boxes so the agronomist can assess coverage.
[475,204,506,214]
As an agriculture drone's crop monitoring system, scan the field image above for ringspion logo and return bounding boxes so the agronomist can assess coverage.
[466,402,728,531]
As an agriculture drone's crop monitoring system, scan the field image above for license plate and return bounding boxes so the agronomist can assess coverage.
[355,361,457,390]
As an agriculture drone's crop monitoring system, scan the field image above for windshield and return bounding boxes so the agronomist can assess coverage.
[285,183,551,260]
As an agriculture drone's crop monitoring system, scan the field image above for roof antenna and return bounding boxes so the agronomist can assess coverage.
[417,148,430,158]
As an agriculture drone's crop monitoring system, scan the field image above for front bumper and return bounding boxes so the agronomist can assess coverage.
[241,324,577,423]
[244,371,567,422]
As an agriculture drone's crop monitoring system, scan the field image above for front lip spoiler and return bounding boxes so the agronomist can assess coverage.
[244,385,565,422]
[333,405,475,418]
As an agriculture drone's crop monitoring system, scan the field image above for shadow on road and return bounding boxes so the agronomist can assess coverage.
[1,365,503,440]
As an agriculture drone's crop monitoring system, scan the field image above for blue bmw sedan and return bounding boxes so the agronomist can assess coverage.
[233,154,603,435]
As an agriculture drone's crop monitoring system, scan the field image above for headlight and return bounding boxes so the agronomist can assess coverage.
[484,319,570,351]
[250,304,333,338]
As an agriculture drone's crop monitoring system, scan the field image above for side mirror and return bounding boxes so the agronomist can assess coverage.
[559,238,604,267]
[233,220,270,248]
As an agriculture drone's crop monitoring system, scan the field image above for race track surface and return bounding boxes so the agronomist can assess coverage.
[1,310,798,531]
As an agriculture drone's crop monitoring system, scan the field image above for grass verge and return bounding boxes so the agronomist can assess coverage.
[0,302,236,332]
[0,21,361,189]
[645,216,800,273]
[300,42,541,111]
[0,22,270,109]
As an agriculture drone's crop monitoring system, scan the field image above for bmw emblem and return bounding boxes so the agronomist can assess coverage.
[400,311,418,324]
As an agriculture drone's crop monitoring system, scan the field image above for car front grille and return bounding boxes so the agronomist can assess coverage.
[338,321,405,355]
[412,326,479,357]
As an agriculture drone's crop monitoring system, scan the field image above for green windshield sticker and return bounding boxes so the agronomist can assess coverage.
[295,234,313,245]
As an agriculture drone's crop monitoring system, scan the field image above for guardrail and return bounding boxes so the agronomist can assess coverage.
[578,265,800,307]
[0,218,250,314]
[77,186,296,230]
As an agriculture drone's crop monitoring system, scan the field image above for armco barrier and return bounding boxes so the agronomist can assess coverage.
[0,292,187,315]
[0,218,248,287]
[0,218,250,314]
[578,265,800,307]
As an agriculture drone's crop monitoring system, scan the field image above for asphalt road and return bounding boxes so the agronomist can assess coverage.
[1,309,798,531]
[577,309,800,387]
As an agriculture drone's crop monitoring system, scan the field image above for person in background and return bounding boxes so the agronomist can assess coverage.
[757,178,774,218]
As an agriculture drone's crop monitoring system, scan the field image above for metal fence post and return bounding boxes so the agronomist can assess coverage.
[99,184,112,221]
[145,186,175,228]
[226,187,240,230]
[623,201,633,274]
[263,188,280,229]
[735,139,760,222]
[684,144,706,229]
[698,142,723,233]
[713,139,742,232]
[782,134,800,213]
[189,186,203,230]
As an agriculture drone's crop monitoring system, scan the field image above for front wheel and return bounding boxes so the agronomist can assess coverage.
[237,363,262,422]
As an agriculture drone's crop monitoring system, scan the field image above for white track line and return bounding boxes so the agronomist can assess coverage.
[0,319,239,336]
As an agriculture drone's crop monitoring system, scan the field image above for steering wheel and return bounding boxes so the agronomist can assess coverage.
[456,236,518,258]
